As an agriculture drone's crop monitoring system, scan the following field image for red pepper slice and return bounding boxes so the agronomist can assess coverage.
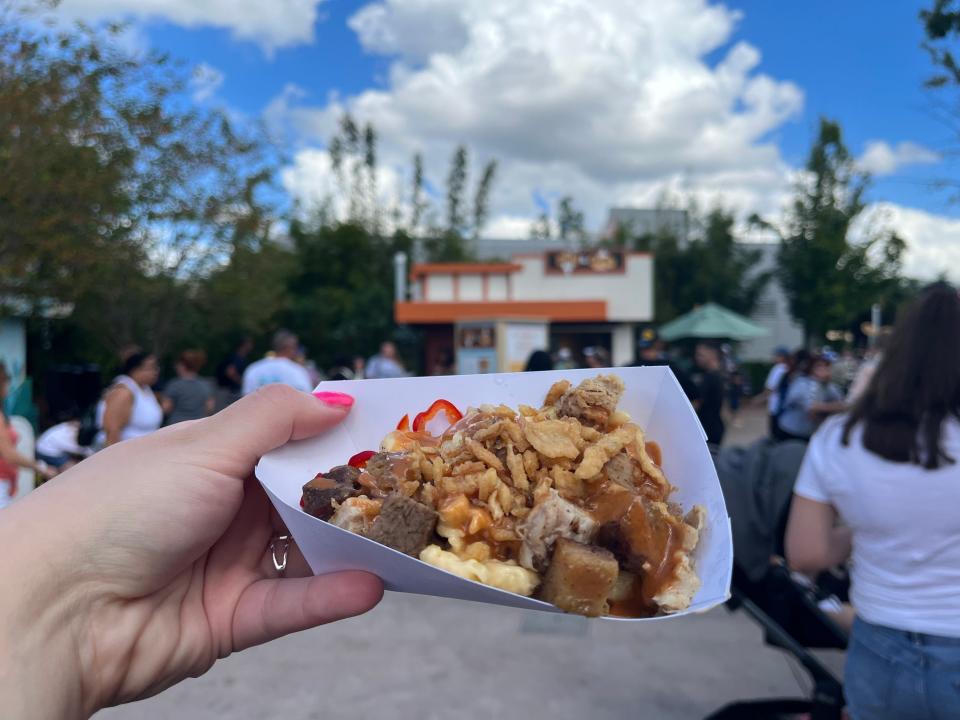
[396,414,410,431]
[412,399,463,434]
[347,450,376,469]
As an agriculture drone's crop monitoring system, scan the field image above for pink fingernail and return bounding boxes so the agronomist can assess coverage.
[312,391,355,408]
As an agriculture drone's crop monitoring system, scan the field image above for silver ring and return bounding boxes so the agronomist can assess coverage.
[270,534,291,574]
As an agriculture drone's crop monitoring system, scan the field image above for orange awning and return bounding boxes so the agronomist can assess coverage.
[395,300,607,324]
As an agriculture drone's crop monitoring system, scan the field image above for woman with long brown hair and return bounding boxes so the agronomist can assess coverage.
[786,282,960,720]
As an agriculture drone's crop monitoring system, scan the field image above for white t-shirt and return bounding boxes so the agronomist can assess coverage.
[794,415,960,637]
[764,363,787,414]
[365,354,406,379]
[241,357,313,395]
[37,421,91,458]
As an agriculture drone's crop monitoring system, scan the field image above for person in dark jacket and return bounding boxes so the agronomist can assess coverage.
[216,337,253,403]
[630,333,700,405]
[691,342,725,446]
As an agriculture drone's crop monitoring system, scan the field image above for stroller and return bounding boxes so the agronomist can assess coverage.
[705,439,850,720]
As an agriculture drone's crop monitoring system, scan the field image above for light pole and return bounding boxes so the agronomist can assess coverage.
[869,302,881,348]
[394,251,408,303]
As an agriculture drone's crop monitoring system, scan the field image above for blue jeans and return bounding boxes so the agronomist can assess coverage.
[36,451,71,469]
[846,617,960,720]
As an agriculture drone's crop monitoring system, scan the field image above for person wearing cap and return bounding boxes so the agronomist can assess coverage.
[583,346,611,369]
[761,346,791,438]
[633,329,665,365]
[631,332,700,405]
[777,354,846,441]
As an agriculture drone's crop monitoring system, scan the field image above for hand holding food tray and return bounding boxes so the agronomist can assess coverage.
[256,366,732,621]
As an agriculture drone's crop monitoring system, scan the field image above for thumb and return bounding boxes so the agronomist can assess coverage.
[200,384,355,475]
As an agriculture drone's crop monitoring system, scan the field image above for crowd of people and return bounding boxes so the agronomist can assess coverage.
[0,283,958,720]
[615,334,876,450]
[761,345,881,445]
[0,331,415,510]
[0,319,888,508]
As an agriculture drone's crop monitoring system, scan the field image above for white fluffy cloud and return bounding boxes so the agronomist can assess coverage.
[276,0,804,231]
[349,0,470,63]
[274,0,959,279]
[57,0,325,53]
[190,63,224,103]
[857,140,940,177]
[281,148,407,227]
[856,202,960,282]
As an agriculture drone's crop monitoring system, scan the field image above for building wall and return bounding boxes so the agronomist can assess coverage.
[459,274,483,301]
[427,275,454,301]
[488,274,508,300]
[511,254,653,321]
[740,242,804,361]
[422,234,800,362]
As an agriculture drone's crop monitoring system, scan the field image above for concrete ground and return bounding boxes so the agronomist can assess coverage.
[98,406,829,720]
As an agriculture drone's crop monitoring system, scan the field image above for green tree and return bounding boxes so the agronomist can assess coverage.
[919,1,960,200]
[283,222,410,370]
[422,145,496,260]
[446,144,468,234]
[605,206,770,323]
[529,212,552,240]
[921,0,960,87]
[472,159,497,238]
[680,209,772,316]
[193,241,296,360]
[773,118,903,344]
[423,229,472,262]
[329,112,378,229]
[631,227,686,322]
[557,196,587,244]
[410,152,427,234]
[0,6,136,309]
[3,3,274,373]
[364,123,379,232]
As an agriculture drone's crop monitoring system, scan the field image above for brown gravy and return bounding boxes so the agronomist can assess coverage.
[586,481,685,618]
[645,440,662,466]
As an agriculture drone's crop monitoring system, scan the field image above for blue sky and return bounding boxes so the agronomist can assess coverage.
[142,0,954,214]
[55,0,960,277]
[726,0,955,216]
[147,2,387,114]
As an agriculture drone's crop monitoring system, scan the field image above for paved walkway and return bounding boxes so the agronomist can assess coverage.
[98,591,827,720]
[98,406,828,720]
[723,402,769,448]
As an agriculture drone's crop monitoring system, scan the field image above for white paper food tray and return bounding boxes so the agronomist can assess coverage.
[256,366,733,621]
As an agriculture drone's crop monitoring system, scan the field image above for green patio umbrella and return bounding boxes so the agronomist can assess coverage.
[659,302,769,342]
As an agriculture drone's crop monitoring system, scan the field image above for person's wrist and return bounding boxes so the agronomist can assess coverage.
[0,492,96,719]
